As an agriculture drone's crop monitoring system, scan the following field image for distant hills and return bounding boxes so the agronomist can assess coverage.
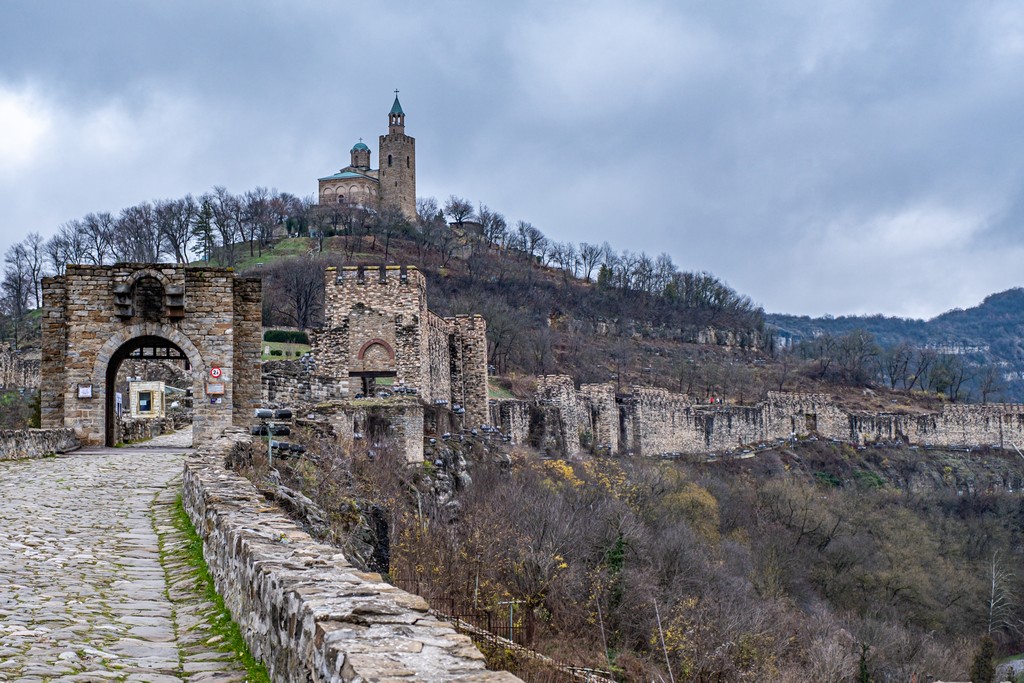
[767,288,1024,400]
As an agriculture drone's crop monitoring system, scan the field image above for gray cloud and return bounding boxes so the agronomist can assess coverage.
[1,0,1022,318]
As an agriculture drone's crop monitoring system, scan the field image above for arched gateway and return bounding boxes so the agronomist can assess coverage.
[41,264,262,446]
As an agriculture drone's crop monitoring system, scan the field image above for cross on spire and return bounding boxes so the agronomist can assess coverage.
[394,89,400,96]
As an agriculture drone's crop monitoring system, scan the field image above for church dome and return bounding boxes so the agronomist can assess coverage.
[351,141,370,152]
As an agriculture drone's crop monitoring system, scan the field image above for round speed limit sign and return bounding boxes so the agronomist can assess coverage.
[210,367,223,379]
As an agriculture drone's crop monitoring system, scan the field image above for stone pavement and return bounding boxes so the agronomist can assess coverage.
[0,431,249,682]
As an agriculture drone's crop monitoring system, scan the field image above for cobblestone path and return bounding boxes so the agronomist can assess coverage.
[0,436,248,682]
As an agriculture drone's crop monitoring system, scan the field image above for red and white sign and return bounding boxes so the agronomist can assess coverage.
[209,366,223,379]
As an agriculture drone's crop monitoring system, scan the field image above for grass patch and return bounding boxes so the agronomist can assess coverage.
[172,495,271,683]
[261,341,311,360]
[235,238,314,270]
[488,378,516,400]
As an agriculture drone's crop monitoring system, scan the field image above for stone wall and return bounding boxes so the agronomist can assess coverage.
[450,315,489,428]
[531,377,1024,457]
[0,344,40,390]
[232,276,263,426]
[427,312,454,406]
[490,399,530,445]
[115,415,188,445]
[262,360,347,407]
[536,376,583,456]
[353,401,425,464]
[181,432,517,682]
[0,428,79,461]
[579,383,619,454]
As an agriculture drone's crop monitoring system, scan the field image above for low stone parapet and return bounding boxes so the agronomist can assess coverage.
[0,428,79,461]
[181,431,520,683]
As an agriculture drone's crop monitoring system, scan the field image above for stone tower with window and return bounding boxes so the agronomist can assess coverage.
[378,95,416,220]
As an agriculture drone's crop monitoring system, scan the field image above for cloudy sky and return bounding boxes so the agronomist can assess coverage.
[2,1,1023,319]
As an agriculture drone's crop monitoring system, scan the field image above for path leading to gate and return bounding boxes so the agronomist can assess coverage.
[0,430,248,682]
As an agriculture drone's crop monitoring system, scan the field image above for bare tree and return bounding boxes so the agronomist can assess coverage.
[549,241,578,281]
[208,187,240,266]
[156,195,197,264]
[443,195,474,227]
[882,342,913,390]
[578,242,603,282]
[24,232,45,308]
[2,243,32,347]
[377,205,408,263]
[46,221,88,273]
[416,196,441,228]
[478,204,508,245]
[977,365,1006,404]
[262,255,326,329]
[81,212,115,265]
[516,221,546,260]
[112,202,161,262]
[907,348,936,391]
[986,551,1019,638]
[242,187,272,257]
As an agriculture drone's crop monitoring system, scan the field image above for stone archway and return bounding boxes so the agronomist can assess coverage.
[41,264,262,447]
[96,331,201,447]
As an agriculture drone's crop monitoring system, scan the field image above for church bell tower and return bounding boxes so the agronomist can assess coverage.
[378,91,416,220]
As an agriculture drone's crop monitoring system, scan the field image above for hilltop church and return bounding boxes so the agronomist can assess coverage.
[318,94,416,220]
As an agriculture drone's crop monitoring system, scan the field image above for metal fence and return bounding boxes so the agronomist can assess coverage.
[391,575,615,683]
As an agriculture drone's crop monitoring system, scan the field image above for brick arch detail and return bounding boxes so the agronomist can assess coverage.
[91,323,204,388]
[121,267,174,292]
[357,338,395,361]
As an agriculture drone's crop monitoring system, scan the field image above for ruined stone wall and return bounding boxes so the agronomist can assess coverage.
[451,315,488,428]
[0,428,79,461]
[529,377,1024,457]
[579,383,618,454]
[308,328,352,398]
[261,360,345,407]
[426,312,453,406]
[352,402,425,464]
[699,405,766,452]
[490,399,530,445]
[535,375,583,457]
[181,433,517,683]
[0,344,40,390]
[763,392,850,442]
[623,387,703,455]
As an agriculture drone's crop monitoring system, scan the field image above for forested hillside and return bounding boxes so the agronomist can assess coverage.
[768,288,1024,401]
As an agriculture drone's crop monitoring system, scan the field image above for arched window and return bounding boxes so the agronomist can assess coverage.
[406,156,410,168]
[388,154,393,167]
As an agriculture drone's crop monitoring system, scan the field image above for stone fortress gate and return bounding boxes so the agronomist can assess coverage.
[41,264,262,446]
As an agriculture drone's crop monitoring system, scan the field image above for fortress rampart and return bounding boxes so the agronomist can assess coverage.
[532,377,1024,457]
[182,432,517,682]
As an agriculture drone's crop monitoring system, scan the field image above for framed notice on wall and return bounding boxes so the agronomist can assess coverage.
[78,384,93,399]
[206,382,225,396]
